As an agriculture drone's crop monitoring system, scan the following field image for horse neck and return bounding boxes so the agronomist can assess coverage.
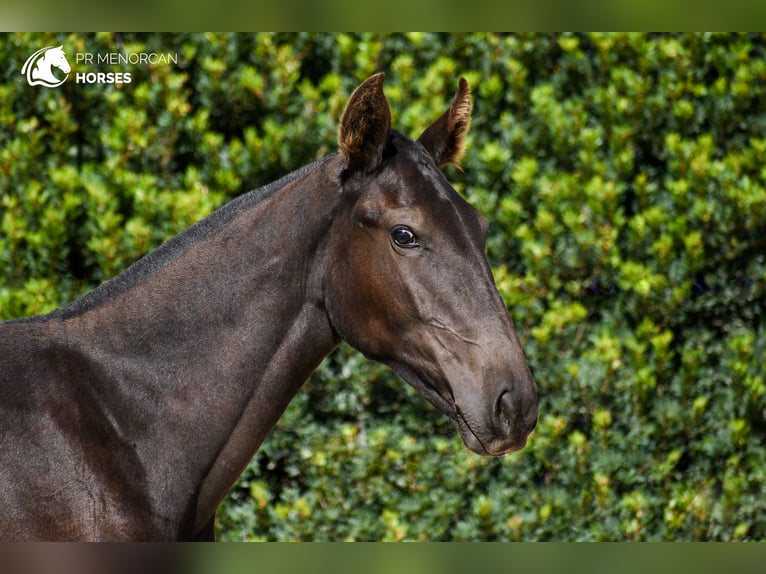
[34,58,51,77]
[55,156,343,533]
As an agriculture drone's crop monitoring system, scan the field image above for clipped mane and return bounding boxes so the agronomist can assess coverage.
[36,154,336,322]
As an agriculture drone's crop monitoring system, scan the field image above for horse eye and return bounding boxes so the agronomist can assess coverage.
[391,226,418,248]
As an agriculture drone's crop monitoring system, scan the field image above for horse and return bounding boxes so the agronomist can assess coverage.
[21,45,71,87]
[0,74,539,541]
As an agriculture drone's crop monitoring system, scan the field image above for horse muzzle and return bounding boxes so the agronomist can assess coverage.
[456,378,540,456]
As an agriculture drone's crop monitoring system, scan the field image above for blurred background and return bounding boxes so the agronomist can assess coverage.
[1,32,764,541]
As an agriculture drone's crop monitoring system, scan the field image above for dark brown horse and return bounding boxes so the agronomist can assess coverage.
[0,74,538,541]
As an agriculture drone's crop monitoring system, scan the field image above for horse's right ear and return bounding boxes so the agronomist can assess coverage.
[338,73,391,174]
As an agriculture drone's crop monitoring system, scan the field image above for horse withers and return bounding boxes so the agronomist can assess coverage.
[0,74,539,540]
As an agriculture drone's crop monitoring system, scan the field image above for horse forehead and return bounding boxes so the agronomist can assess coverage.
[392,150,481,229]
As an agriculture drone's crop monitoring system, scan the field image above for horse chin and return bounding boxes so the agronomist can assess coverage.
[457,427,496,456]
[456,418,529,456]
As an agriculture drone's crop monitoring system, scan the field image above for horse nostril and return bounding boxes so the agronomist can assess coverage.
[496,390,515,433]
[496,386,539,435]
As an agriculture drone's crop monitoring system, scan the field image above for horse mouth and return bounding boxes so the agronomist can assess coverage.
[455,410,530,456]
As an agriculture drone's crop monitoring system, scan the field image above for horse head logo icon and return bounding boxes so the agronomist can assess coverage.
[21,45,71,88]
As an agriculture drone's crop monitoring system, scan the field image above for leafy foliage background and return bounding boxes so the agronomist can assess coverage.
[1,33,764,540]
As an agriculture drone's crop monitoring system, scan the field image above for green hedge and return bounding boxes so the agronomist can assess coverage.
[1,33,764,540]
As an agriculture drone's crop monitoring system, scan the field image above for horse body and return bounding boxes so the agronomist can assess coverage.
[0,75,538,540]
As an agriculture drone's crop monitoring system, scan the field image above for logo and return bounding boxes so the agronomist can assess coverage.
[20,42,179,89]
[21,45,71,88]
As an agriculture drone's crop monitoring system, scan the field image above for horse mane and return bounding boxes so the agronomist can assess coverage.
[28,153,337,323]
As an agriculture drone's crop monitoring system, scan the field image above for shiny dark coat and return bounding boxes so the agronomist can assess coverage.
[0,75,538,540]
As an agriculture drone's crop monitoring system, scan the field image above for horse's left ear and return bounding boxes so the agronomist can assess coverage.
[417,77,472,168]
[338,73,391,174]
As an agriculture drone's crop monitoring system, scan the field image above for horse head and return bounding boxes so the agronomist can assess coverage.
[45,46,71,75]
[323,74,539,456]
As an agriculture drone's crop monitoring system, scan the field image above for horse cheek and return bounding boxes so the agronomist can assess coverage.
[326,248,390,357]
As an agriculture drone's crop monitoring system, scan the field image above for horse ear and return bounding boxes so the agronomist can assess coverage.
[338,73,391,173]
[417,77,473,168]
